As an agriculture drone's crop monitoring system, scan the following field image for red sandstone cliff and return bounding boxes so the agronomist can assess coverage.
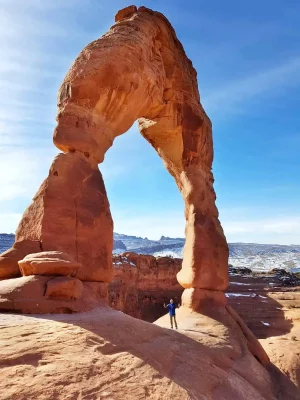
[109,252,183,321]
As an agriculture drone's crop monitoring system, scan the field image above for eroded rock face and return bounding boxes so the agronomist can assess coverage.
[45,277,83,300]
[16,152,113,283]
[109,253,182,321]
[107,255,300,388]
[1,7,299,397]
[215,272,300,388]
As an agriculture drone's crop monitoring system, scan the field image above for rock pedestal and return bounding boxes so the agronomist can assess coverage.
[16,152,114,283]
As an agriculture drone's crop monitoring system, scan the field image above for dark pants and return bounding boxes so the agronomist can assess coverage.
[169,314,178,329]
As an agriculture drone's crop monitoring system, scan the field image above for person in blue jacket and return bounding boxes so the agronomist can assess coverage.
[164,299,179,329]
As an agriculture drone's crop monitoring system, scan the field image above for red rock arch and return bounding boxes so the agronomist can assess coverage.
[0,6,229,308]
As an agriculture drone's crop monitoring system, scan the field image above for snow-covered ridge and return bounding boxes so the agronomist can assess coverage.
[1,233,299,273]
[112,234,300,273]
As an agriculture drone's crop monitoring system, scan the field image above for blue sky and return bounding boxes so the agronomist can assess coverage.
[0,0,299,244]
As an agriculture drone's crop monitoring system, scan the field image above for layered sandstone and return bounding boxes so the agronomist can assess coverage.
[18,251,82,277]
[45,277,83,300]
[109,252,182,321]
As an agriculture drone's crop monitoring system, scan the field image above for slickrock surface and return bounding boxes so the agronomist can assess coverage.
[1,306,299,400]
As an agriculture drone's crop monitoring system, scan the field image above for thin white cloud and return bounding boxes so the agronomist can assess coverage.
[222,215,300,245]
[0,61,60,80]
[0,213,22,234]
[203,56,300,114]
[0,0,95,10]
[0,148,56,203]
[0,8,78,40]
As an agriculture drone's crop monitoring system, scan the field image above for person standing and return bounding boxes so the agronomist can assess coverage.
[164,299,179,329]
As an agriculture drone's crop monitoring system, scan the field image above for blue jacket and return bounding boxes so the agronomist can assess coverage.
[167,303,176,316]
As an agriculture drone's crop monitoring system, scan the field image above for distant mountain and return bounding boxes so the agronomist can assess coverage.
[228,242,300,273]
[113,239,127,251]
[113,233,300,273]
[0,233,14,254]
[1,233,299,273]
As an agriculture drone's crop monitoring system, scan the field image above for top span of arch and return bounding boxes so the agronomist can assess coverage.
[53,6,213,178]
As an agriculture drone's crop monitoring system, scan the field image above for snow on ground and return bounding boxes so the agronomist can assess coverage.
[153,250,183,258]
[113,255,136,267]
[225,293,256,298]
[152,243,300,273]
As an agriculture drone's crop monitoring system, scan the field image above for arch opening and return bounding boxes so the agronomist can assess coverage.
[101,123,185,243]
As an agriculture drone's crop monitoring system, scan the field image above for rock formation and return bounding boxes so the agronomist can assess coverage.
[113,239,127,251]
[0,4,228,310]
[0,6,299,398]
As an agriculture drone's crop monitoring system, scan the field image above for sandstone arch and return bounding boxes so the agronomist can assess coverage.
[0,5,228,309]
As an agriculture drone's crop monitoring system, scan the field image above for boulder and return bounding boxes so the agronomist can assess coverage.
[18,251,82,277]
